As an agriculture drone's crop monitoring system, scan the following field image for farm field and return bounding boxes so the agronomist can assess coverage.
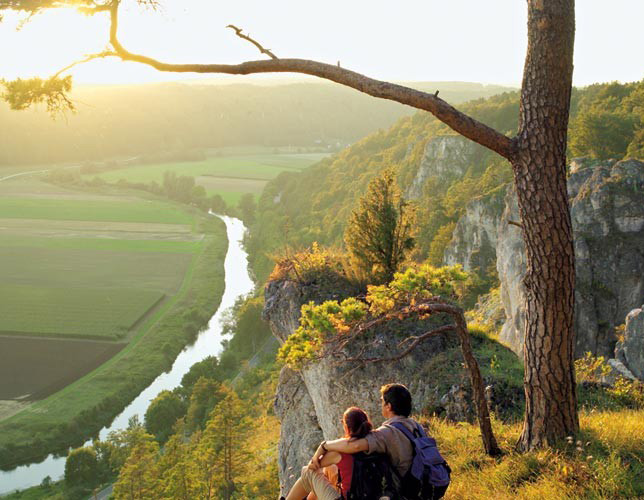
[91,151,329,205]
[0,286,164,340]
[0,336,125,403]
[0,173,228,468]
[0,176,213,406]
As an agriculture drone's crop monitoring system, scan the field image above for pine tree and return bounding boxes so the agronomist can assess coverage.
[344,169,416,283]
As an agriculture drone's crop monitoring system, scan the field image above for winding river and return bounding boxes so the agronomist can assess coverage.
[0,215,254,495]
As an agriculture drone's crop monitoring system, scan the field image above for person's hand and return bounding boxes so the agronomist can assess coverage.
[309,443,325,470]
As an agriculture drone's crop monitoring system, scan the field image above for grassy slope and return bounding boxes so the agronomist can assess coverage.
[431,408,644,499]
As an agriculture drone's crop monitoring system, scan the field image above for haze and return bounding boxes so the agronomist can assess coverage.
[1,0,643,86]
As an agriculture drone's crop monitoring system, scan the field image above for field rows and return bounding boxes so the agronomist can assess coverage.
[0,286,164,340]
[0,198,193,224]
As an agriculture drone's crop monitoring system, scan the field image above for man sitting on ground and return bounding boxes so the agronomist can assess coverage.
[308,383,449,499]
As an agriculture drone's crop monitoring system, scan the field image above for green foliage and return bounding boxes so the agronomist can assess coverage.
[113,431,160,499]
[576,352,644,411]
[237,192,257,224]
[570,109,637,159]
[278,263,469,368]
[427,222,456,266]
[185,377,226,432]
[144,390,187,444]
[1,76,74,115]
[64,447,99,488]
[344,168,416,284]
[219,296,273,379]
[569,80,644,159]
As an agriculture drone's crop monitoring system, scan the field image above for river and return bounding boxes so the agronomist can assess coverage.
[0,215,254,495]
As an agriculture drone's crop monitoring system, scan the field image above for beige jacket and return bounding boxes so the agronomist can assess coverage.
[364,415,423,477]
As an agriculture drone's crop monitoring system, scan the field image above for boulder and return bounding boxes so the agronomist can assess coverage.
[615,305,644,380]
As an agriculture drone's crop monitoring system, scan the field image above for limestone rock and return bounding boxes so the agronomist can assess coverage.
[446,158,644,357]
[615,305,644,380]
[444,187,505,275]
[273,367,323,495]
[406,136,481,199]
[605,358,638,384]
[265,278,454,491]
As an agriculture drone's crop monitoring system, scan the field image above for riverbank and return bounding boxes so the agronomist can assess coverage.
[0,214,227,471]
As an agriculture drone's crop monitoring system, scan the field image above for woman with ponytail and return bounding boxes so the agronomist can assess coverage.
[284,407,373,500]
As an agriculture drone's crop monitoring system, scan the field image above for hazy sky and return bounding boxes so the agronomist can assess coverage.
[1,0,643,86]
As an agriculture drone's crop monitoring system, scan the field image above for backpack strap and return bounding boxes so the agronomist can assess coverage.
[388,420,427,443]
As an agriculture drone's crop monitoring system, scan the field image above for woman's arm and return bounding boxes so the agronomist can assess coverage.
[310,438,368,469]
[319,451,341,468]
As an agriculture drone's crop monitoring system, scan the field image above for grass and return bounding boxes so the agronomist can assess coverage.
[0,246,193,295]
[96,153,326,183]
[0,285,164,340]
[0,235,201,253]
[0,198,193,224]
[0,217,228,469]
[90,152,328,204]
[426,408,644,499]
[0,173,229,469]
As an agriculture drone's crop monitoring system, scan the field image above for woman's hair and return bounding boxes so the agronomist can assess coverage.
[343,407,373,440]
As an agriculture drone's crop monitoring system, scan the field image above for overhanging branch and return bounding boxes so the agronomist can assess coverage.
[105,2,516,161]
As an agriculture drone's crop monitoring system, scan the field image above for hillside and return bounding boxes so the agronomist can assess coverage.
[0,81,512,166]
[246,80,644,283]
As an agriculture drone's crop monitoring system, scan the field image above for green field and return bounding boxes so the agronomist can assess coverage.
[92,152,328,205]
[0,198,194,224]
[0,286,164,340]
[0,174,229,468]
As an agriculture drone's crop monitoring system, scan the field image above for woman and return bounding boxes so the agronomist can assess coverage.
[285,407,373,500]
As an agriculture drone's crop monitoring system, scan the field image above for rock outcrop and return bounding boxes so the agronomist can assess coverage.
[264,279,455,495]
[446,158,644,358]
[273,367,324,493]
[444,188,505,275]
[616,305,644,379]
[406,136,482,199]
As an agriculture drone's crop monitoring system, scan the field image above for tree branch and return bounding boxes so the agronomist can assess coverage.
[226,24,277,60]
[52,50,117,78]
[106,3,516,161]
[338,324,455,364]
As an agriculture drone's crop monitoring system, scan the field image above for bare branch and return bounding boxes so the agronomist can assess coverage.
[507,220,523,229]
[52,50,117,78]
[106,2,516,160]
[226,24,277,60]
[338,324,455,364]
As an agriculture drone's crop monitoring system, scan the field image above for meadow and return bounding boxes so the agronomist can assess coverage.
[0,286,164,340]
[91,151,328,205]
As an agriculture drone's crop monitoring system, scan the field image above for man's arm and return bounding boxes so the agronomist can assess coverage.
[309,438,368,470]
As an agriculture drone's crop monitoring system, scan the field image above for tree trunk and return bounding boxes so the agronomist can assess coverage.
[514,0,579,451]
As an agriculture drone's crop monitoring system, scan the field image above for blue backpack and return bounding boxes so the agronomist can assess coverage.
[388,421,451,500]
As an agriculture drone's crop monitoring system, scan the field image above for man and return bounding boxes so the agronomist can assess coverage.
[305,383,448,499]
[309,383,416,478]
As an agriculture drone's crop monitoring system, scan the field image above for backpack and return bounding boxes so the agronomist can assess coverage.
[341,452,399,500]
[388,421,451,500]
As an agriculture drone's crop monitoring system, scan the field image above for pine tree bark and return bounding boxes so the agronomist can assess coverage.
[513,0,579,450]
